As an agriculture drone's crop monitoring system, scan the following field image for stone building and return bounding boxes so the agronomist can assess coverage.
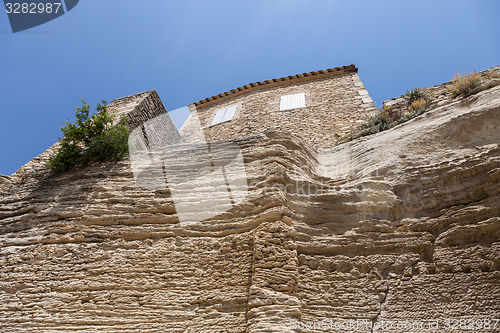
[182,64,376,148]
[1,65,499,333]
[106,64,377,149]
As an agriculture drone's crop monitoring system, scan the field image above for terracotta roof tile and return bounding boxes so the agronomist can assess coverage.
[193,64,357,108]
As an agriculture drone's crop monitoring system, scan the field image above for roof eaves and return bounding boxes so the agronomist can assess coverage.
[192,64,357,109]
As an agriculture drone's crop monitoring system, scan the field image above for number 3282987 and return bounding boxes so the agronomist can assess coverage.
[5,2,62,14]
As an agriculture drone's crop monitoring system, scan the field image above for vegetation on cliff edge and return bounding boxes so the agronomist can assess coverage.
[447,71,482,98]
[48,100,129,172]
[339,87,430,142]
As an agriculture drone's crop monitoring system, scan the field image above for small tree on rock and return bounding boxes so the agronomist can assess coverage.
[48,99,129,172]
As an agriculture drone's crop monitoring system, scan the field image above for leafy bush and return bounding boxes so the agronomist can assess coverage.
[447,71,482,98]
[405,87,426,105]
[48,100,129,172]
[337,86,432,143]
[355,94,429,139]
[360,111,391,136]
[411,98,426,112]
[360,105,401,136]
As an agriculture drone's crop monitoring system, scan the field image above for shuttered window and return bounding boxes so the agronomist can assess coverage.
[210,105,238,126]
[223,105,237,121]
[280,92,306,111]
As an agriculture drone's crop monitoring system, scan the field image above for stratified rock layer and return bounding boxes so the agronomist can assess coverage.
[1,84,499,332]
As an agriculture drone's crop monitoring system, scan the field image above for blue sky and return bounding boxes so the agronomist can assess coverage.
[1,0,499,175]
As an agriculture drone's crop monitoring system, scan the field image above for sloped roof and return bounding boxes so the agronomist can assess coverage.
[193,64,357,109]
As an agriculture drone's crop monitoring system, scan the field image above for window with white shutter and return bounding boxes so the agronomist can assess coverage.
[223,105,237,122]
[210,105,238,126]
[279,92,306,111]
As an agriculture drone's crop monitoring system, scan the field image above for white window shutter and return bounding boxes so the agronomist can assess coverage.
[280,93,306,111]
[210,108,226,126]
[223,105,237,122]
[210,105,238,126]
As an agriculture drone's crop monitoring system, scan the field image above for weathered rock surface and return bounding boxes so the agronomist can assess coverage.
[1,83,499,332]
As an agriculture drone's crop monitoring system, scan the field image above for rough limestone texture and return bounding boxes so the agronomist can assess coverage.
[1,73,500,332]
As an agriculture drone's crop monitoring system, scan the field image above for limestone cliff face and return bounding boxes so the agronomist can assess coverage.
[1,82,500,332]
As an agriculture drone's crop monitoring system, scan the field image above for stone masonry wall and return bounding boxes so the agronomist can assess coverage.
[182,72,377,149]
[108,90,178,135]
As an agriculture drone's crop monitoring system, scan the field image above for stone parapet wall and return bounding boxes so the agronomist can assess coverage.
[108,90,175,131]
[383,65,500,114]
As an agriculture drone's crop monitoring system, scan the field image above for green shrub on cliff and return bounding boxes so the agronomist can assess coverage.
[405,87,426,105]
[48,100,129,172]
